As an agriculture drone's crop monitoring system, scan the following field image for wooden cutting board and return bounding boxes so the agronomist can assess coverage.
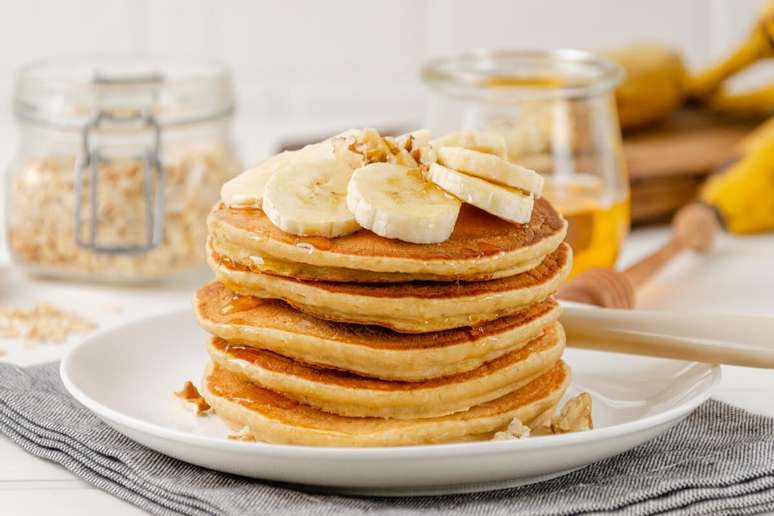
[623,109,755,224]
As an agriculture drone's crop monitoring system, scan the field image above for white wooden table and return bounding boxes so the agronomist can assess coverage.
[2,227,774,515]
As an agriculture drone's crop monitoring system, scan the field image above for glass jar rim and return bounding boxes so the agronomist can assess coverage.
[422,48,625,100]
[14,55,235,129]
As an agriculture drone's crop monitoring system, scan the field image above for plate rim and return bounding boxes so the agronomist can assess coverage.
[60,308,722,460]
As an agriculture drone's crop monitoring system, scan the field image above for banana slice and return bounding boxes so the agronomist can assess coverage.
[431,130,507,158]
[221,141,334,207]
[262,159,360,238]
[438,147,544,196]
[427,163,534,224]
[347,163,461,244]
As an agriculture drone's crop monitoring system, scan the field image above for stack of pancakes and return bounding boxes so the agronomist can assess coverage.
[195,198,572,447]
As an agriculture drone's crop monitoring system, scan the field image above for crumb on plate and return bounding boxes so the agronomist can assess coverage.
[174,381,211,416]
[533,392,593,435]
[228,426,257,442]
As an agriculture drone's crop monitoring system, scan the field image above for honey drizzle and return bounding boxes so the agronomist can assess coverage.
[220,295,263,315]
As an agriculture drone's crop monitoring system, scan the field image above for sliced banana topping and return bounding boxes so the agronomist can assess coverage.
[427,163,534,224]
[437,146,544,197]
[262,159,360,238]
[346,163,461,244]
[220,141,334,207]
[430,130,507,158]
[224,128,547,242]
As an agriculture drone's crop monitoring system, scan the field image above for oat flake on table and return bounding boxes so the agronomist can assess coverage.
[0,303,96,344]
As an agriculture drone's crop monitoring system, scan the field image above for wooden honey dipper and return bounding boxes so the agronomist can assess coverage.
[558,203,721,309]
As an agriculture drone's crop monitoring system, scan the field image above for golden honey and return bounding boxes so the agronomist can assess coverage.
[543,177,630,278]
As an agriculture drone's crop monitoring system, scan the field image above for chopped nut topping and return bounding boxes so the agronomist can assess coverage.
[533,393,593,435]
[174,381,211,416]
[492,417,532,440]
[227,426,256,442]
[412,145,437,171]
[383,136,401,154]
[0,304,96,344]
[333,129,432,170]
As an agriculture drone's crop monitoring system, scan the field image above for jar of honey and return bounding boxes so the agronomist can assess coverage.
[422,49,630,277]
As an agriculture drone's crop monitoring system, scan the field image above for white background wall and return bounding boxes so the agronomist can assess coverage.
[0,0,768,165]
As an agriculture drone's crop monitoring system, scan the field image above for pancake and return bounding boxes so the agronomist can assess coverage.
[208,237,545,283]
[209,243,572,333]
[201,360,570,447]
[207,322,564,419]
[207,199,567,277]
[195,282,561,381]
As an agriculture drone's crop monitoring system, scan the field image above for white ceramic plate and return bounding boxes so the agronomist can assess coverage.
[61,309,720,496]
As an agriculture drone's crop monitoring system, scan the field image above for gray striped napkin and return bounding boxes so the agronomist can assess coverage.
[1,361,774,515]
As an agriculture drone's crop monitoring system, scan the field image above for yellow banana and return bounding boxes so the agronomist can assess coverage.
[737,116,774,154]
[686,0,774,98]
[604,43,686,130]
[700,133,774,234]
[707,84,774,118]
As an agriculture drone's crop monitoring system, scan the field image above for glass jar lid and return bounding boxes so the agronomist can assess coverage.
[423,49,624,100]
[14,56,234,129]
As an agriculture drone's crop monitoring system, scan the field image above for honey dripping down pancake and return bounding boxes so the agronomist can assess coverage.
[207,322,565,419]
[207,236,545,283]
[195,281,561,381]
[200,361,571,447]
[207,200,567,278]
[209,243,572,333]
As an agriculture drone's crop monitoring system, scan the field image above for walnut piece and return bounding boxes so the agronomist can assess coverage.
[174,381,211,416]
[492,417,532,440]
[227,426,256,442]
[0,303,95,344]
[332,128,436,171]
[533,393,593,435]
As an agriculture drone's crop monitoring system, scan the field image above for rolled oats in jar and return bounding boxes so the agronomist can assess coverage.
[7,57,241,281]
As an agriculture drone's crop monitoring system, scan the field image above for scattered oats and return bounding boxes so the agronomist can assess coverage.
[0,303,96,344]
[533,393,593,435]
[99,303,125,315]
[228,426,256,442]
[492,417,532,441]
[174,381,211,416]
[7,145,240,280]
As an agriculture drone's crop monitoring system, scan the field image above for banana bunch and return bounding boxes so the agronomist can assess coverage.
[705,84,774,119]
[687,0,774,99]
[604,43,687,130]
[220,129,543,244]
[700,117,774,234]
[686,0,774,117]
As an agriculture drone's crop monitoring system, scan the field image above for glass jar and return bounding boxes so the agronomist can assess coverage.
[6,56,241,281]
[423,49,630,277]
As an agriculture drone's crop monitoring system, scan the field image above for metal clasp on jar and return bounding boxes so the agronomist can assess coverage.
[74,108,165,254]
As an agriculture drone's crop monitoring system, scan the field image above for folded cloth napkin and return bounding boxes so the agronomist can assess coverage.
[2,362,774,516]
